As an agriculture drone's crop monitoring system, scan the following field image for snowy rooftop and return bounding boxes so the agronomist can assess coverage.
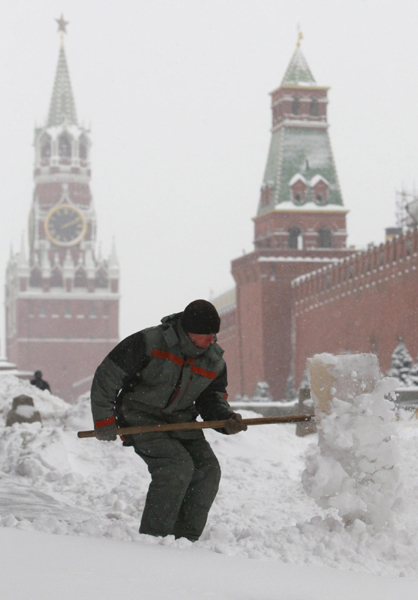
[259,255,342,263]
[271,201,348,213]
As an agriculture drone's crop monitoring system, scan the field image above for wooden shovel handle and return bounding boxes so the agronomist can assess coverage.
[77,414,314,439]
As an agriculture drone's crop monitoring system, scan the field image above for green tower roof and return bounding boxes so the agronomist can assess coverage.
[257,41,344,216]
[258,126,344,215]
[47,42,78,127]
[281,47,316,87]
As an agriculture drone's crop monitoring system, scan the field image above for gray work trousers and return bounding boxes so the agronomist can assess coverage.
[132,434,221,541]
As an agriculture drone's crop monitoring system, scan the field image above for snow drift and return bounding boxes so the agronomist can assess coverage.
[0,371,418,582]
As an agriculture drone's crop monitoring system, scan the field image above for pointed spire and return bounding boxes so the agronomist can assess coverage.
[17,232,29,279]
[108,237,119,287]
[97,241,103,263]
[281,30,316,87]
[85,244,95,277]
[47,18,78,127]
[18,231,27,266]
[40,244,51,278]
[109,236,119,267]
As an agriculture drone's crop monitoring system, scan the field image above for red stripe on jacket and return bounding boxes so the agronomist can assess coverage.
[151,349,216,380]
[95,416,116,428]
[151,349,184,366]
[190,365,217,379]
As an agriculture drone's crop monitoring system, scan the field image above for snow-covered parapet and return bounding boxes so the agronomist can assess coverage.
[302,353,402,530]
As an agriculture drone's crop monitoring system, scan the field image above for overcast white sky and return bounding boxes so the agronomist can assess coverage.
[0,0,417,348]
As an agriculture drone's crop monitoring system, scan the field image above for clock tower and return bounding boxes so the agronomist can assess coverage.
[5,18,120,401]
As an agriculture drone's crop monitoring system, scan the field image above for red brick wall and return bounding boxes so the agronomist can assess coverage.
[293,230,418,384]
[7,296,119,401]
[10,339,117,401]
[229,244,353,400]
[216,307,240,401]
[236,275,265,398]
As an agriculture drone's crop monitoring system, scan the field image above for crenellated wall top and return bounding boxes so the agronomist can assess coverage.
[292,229,418,303]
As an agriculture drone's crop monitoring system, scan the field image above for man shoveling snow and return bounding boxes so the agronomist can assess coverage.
[90,300,247,541]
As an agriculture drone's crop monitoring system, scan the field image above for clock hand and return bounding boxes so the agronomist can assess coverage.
[60,218,82,230]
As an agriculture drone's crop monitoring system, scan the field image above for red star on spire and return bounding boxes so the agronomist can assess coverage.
[56,14,69,34]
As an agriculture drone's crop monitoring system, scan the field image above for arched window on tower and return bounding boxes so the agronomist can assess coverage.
[292,97,300,115]
[289,174,307,205]
[40,134,51,164]
[310,98,319,116]
[318,227,333,248]
[74,268,87,288]
[79,135,88,161]
[58,133,72,161]
[50,267,63,287]
[29,267,42,288]
[95,268,108,288]
[288,227,303,250]
[273,105,280,124]
[310,175,329,205]
[255,232,263,248]
[264,227,271,248]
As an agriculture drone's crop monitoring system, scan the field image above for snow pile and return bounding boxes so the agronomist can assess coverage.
[0,375,71,424]
[1,370,418,581]
[303,353,402,528]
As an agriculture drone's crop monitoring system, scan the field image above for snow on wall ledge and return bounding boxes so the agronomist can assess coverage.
[304,353,402,529]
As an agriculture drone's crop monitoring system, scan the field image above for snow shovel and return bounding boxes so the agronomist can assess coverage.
[77,414,314,439]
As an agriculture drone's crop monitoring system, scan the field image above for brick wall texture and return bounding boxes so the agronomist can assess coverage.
[218,229,417,401]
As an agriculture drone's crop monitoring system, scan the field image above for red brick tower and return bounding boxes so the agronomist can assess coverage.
[5,19,120,401]
[224,36,353,400]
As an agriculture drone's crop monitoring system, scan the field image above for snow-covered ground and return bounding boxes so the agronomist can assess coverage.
[1,374,418,598]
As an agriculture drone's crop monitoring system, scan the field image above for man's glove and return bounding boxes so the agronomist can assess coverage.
[94,417,117,441]
[224,412,248,435]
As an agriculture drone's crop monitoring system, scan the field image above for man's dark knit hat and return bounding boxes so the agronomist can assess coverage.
[181,300,221,334]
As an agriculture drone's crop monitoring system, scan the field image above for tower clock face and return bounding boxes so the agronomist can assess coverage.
[45,205,87,247]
